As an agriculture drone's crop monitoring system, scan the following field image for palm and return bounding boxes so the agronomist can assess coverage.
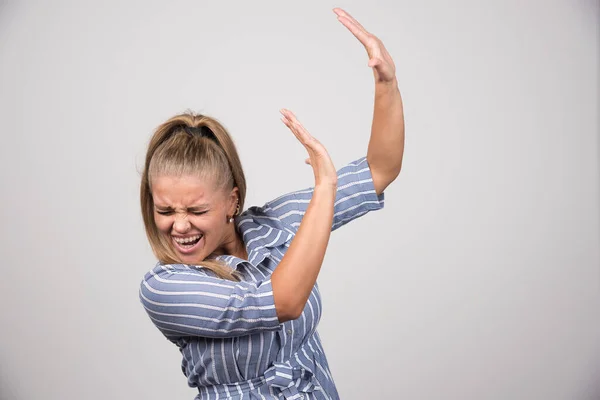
[280,109,337,188]
[333,8,396,84]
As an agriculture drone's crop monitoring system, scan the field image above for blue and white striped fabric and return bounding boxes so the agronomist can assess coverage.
[139,157,385,399]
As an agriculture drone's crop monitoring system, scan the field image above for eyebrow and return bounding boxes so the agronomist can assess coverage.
[155,204,210,211]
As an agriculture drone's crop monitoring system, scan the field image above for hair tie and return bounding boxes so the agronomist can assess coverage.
[183,125,216,140]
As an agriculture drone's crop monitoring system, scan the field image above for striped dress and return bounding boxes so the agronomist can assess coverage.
[139,157,385,399]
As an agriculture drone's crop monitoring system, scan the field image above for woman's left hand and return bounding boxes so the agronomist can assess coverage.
[334,8,397,85]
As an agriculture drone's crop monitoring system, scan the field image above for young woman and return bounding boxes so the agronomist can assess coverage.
[139,8,404,399]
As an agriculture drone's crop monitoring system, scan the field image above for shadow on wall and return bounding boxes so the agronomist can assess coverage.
[580,356,600,400]
[0,379,17,400]
[584,384,600,400]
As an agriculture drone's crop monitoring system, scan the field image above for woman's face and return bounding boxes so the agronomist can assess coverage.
[151,174,238,264]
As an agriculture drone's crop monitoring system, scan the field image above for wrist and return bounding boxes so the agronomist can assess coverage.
[313,183,337,198]
[375,78,399,94]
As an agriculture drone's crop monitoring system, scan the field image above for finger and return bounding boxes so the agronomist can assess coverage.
[292,119,315,146]
[280,109,298,133]
[368,58,381,68]
[280,111,292,128]
[280,109,326,155]
[333,8,367,32]
[282,109,321,147]
[337,15,371,47]
[281,114,302,142]
[280,113,319,167]
[280,110,315,151]
[281,109,313,142]
[281,119,303,145]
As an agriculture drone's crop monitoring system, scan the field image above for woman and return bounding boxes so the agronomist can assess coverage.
[139,8,404,399]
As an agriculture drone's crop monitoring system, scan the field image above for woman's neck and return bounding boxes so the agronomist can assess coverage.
[215,224,248,260]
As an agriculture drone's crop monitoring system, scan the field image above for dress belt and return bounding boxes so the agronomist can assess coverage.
[264,360,318,399]
[202,360,318,399]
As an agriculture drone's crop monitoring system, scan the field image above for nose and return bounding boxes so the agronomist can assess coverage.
[172,212,191,233]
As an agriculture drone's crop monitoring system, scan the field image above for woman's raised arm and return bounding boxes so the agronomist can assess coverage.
[270,109,338,322]
[334,8,405,195]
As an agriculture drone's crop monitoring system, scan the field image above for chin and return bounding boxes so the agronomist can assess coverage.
[177,250,204,264]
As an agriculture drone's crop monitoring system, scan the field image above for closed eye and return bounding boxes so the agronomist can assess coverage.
[155,210,207,216]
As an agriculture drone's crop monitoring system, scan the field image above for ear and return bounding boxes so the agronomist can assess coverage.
[227,187,240,216]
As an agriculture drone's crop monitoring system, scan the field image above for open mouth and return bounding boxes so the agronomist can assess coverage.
[172,234,203,254]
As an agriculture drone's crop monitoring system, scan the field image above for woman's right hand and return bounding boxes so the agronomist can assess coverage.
[273,109,338,322]
[280,109,338,189]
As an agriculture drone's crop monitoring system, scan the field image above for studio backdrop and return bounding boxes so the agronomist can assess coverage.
[0,1,598,399]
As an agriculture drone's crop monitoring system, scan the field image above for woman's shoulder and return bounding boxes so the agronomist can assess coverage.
[237,204,297,236]
[141,261,211,282]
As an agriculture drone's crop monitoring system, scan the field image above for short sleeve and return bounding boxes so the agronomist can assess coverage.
[262,156,385,231]
[139,263,282,340]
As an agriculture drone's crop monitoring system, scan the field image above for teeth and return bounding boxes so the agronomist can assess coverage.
[173,235,201,244]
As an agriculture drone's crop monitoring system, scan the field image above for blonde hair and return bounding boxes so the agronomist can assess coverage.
[140,112,246,281]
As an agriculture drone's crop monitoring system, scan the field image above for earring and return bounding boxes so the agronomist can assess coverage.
[227,200,239,223]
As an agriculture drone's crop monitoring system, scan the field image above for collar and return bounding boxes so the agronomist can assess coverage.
[218,212,293,270]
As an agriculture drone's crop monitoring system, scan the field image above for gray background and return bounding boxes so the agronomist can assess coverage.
[0,1,598,399]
